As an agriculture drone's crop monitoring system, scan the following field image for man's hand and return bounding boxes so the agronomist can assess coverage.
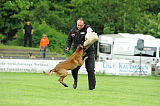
[23,29,25,34]
[65,47,70,52]
[31,30,34,35]
[40,47,44,51]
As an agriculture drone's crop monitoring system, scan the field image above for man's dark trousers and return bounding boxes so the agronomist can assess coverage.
[24,34,32,47]
[72,53,96,89]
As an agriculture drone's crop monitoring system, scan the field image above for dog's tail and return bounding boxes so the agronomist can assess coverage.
[43,69,56,76]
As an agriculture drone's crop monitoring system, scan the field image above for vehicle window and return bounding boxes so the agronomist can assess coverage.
[134,46,157,57]
[99,43,111,54]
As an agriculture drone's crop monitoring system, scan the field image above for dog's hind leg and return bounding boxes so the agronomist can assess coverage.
[58,70,68,87]
[58,76,68,87]
[43,69,55,76]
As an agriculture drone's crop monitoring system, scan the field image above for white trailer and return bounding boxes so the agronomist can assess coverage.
[97,33,160,65]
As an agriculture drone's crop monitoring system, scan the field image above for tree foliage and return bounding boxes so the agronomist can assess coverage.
[0,0,159,53]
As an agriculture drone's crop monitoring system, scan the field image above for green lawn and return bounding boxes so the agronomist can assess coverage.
[0,44,39,50]
[0,72,160,106]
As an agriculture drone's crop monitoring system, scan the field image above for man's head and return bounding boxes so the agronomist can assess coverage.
[76,18,85,30]
[26,20,30,25]
[43,34,47,38]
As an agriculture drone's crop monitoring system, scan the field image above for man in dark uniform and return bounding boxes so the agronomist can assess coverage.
[65,18,96,90]
[23,20,34,47]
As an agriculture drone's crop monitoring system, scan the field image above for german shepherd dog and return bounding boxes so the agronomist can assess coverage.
[43,44,88,87]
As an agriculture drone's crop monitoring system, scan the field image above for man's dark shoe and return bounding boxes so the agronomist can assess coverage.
[89,88,95,90]
[73,81,77,89]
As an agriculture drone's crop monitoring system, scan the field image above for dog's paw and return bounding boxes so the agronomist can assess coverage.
[84,56,88,60]
[62,83,69,87]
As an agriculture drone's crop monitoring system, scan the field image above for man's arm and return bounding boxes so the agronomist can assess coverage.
[65,31,73,51]
[31,25,34,34]
[23,29,25,34]
[87,27,93,33]
[23,25,25,34]
[84,26,98,49]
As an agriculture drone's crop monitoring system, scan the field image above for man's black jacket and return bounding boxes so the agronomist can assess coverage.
[66,24,94,53]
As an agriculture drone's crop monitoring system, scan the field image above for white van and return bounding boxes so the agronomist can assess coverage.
[97,33,160,65]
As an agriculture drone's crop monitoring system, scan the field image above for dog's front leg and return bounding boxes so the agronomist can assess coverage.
[83,52,87,57]
[83,56,88,61]
[79,56,88,66]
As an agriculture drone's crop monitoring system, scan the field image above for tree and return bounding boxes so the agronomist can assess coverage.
[0,0,33,40]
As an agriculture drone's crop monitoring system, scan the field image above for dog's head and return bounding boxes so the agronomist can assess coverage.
[76,44,85,55]
[77,44,84,49]
[29,52,33,56]
[28,52,36,59]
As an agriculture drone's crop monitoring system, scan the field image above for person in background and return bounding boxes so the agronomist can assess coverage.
[23,20,34,47]
[40,34,50,58]
[65,17,96,90]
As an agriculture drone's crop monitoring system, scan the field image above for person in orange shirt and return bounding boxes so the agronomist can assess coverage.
[40,34,50,58]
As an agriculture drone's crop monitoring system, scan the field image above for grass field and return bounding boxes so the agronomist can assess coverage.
[0,44,38,50]
[0,72,160,106]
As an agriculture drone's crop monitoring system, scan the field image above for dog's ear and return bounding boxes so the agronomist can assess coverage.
[77,44,84,51]
[79,44,83,49]
[83,47,87,51]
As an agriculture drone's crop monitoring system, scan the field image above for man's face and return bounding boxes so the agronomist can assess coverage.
[43,34,47,37]
[77,20,85,30]
[26,21,30,25]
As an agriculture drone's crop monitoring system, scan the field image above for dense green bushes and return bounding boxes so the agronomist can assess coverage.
[7,21,67,54]
[0,0,160,53]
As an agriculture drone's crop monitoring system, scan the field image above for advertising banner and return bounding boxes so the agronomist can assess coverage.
[0,59,151,75]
